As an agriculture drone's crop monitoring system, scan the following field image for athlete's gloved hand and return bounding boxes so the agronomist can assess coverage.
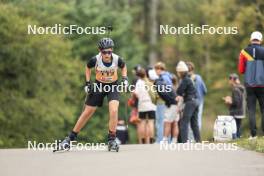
[121,76,129,92]
[84,81,92,93]
[121,76,129,87]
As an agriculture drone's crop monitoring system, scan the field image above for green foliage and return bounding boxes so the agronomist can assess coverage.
[0,3,82,147]
[235,137,264,153]
[66,0,145,68]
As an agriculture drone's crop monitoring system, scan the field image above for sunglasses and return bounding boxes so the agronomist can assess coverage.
[229,76,237,80]
[101,50,112,55]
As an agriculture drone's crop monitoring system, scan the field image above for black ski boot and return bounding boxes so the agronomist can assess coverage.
[53,137,71,152]
[53,131,78,152]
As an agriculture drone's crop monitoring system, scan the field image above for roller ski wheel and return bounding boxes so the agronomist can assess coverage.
[53,137,71,153]
[108,139,119,152]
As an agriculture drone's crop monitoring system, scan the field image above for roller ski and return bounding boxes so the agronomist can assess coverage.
[108,139,119,152]
[53,137,71,153]
[107,132,119,152]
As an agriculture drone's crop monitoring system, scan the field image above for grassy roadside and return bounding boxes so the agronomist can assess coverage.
[234,137,264,153]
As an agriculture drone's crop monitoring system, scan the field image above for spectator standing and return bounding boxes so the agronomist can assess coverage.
[154,62,173,143]
[238,31,264,139]
[223,73,245,138]
[133,68,156,144]
[186,62,207,130]
[176,61,201,143]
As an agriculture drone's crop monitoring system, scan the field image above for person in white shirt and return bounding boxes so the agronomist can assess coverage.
[133,68,156,144]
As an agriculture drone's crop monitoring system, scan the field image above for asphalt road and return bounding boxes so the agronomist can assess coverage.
[0,144,264,176]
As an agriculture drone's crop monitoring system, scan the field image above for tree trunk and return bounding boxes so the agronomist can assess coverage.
[148,0,159,66]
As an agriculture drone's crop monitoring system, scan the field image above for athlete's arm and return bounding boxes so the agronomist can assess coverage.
[118,57,127,78]
[86,67,91,82]
[86,57,96,81]
[121,65,127,78]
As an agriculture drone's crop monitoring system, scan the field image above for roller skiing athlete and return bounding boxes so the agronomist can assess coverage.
[54,38,128,152]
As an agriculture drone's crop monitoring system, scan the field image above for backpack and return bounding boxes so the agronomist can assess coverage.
[154,76,176,107]
[144,78,158,104]
[213,116,237,142]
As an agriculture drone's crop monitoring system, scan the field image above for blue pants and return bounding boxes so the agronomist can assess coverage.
[155,104,165,143]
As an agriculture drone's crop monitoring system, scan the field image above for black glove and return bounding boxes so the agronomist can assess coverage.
[121,76,129,87]
[84,81,92,93]
[121,77,129,92]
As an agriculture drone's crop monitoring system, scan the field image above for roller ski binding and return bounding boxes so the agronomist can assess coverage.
[107,132,119,152]
[108,138,119,152]
[53,137,71,153]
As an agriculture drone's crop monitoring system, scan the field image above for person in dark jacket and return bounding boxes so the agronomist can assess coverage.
[238,31,264,139]
[176,61,201,143]
[154,75,177,107]
[154,74,179,143]
[154,62,173,143]
[223,73,245,138]
[186,62,207,130]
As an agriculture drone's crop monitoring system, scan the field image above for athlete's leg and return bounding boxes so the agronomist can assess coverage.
[73,105,97,133]
[72,87,104,134]
[108,100,119,133]
[58,105,97,150]
[107,99,120,150]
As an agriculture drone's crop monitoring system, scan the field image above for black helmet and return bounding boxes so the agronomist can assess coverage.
[98,38,114,49]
